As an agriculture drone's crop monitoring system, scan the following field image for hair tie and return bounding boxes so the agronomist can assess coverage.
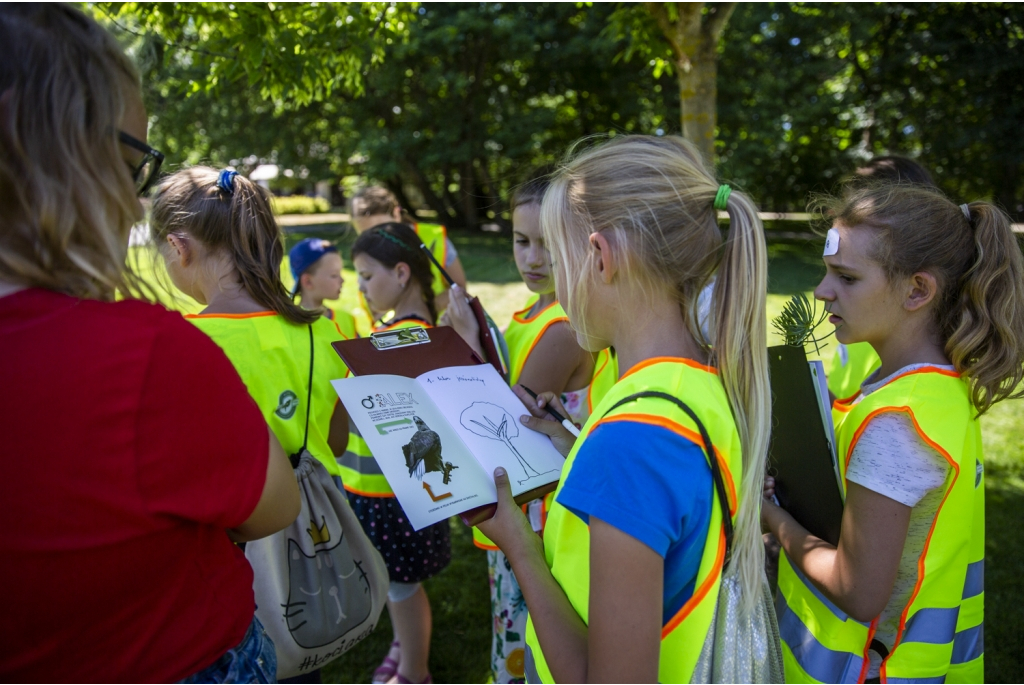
[960,203,971,221]
[714,184,732,211]
[217,169,239,195]
[376,228,411,252]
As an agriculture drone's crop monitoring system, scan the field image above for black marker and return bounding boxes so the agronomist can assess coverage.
[519,385,581,437]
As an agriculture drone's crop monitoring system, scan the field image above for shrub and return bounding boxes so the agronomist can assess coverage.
[271,195,331,215]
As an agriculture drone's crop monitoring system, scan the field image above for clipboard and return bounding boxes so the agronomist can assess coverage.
[331,325,557,526]
[767,344,845,546]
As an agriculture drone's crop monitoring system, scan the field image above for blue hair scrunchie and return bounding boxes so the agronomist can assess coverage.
[217,169,239,195]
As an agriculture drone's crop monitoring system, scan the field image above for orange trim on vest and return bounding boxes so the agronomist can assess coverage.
[622,356,718,379]
[473,539,500,551]
[516,317,570,380]
[512,299,560,325]
[342,484,397,498]
[184,311,276,319]
[331,318,353,341]
[587,351,612,415]
[857,618,880,684]
[840,403,963,684]
[594,413,737,516]
[662,526,726,638]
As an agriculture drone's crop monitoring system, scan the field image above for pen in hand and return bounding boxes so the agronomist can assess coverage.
[519,385,581,438]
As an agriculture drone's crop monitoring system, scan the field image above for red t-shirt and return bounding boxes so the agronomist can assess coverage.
[0,289,269,682]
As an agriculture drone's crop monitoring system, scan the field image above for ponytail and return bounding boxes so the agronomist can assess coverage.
[946,201,1024,413]
[150,166,318,326]
[711,189,771,616]
[820,184,1024,415]
[351,222,437,324]
[541,135,771,618]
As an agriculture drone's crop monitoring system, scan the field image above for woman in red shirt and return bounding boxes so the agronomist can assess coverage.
[0,6,300,682]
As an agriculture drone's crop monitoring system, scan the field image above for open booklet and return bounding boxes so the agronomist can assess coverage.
[332,363,564,531]
[767,345,845,546]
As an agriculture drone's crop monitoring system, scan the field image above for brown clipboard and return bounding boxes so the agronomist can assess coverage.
[331,325,557,526]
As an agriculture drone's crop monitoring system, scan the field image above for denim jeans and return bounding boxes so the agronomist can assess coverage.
[180,616,277,684]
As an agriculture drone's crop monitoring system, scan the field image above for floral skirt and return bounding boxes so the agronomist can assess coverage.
[488,550,529,684]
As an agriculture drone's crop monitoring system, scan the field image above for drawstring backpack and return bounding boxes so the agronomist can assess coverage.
[602,392,784,683]
[245,325,388,679]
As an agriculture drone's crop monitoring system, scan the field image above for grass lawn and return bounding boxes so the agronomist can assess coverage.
[133,230,1021,683]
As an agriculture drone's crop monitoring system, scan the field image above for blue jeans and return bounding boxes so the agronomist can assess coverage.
[180,616,277,684]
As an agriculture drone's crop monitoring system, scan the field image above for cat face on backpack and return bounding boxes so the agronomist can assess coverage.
[283,536,373,649]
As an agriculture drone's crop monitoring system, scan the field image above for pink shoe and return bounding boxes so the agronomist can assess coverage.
[372,641,400,684]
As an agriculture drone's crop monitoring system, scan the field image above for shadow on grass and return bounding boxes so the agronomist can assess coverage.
[322,520,491,684]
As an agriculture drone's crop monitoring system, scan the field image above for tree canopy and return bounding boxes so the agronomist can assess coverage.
[93,2,1024,223]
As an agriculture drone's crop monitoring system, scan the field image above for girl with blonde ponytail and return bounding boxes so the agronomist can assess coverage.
[765,184,1023,683]
[476,134,773,683]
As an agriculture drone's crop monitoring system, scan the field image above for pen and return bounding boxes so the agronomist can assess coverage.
[519,385,581,438]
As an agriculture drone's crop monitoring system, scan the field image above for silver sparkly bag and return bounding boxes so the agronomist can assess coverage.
[604,392,784,684]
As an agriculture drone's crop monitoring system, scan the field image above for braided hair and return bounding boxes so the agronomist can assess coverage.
[351,222,437,323]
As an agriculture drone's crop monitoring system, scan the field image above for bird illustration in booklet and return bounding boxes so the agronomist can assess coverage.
[402,416,458,484]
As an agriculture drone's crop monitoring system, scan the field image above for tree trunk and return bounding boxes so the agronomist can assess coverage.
[646,2,735,165]
[678,42,719,165]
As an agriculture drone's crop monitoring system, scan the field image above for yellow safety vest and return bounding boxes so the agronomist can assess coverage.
[336,318,434,497]
[777,366,984,684]
[472,298,618,551]
[325,307,359,340]
[186,312,351,476]
[827,342,881,401]
[524,357,742,683]
[587,347,618,416]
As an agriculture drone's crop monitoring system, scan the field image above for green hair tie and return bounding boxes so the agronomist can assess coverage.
[714,184,732,211]
[376,228,412,252]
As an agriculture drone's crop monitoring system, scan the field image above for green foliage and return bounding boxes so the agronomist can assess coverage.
[270,196,330,215]
[717,3,1024,215]
[94,2,412,104]
[771,292,833,352]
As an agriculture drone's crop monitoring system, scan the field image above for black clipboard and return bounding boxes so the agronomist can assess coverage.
[767,345,845,546]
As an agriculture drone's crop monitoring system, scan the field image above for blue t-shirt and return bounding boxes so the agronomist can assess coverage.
[556,420,713,622]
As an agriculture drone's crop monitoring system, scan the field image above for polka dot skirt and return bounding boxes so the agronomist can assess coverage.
[347,493,452,584]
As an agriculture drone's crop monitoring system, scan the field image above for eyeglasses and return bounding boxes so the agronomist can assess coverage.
[118,131,165,196]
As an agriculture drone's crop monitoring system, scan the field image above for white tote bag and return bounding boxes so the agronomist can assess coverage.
[245,326,388,679]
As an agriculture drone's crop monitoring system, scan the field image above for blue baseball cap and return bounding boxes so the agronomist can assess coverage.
[289,238,339,295]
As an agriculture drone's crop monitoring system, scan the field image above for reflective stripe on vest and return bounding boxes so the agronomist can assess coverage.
[524,357,741,684]
[778,367,984,684]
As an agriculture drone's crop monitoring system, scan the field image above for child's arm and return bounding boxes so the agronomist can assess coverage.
[762,478,910,621]
[327,400,349,457]
[478,470,663,683]
[517,321,595,397]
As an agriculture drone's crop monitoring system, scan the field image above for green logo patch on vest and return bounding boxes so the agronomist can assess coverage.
[275,390,299,419]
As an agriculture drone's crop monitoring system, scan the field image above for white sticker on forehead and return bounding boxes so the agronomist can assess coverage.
[823,228,840,257]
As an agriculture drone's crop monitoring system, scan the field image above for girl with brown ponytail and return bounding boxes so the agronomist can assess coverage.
[151,165,352,483]
[765,184,1024,683]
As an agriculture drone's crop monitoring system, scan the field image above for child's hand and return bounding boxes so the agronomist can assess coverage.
[476,467,537,555]
[512,385,577,457]
[442,284,482,352]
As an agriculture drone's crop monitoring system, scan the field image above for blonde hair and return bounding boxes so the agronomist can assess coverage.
[150,167,318,325]
[0,4,148,301]
[542,135,770,615]
[816,183,1024,414]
